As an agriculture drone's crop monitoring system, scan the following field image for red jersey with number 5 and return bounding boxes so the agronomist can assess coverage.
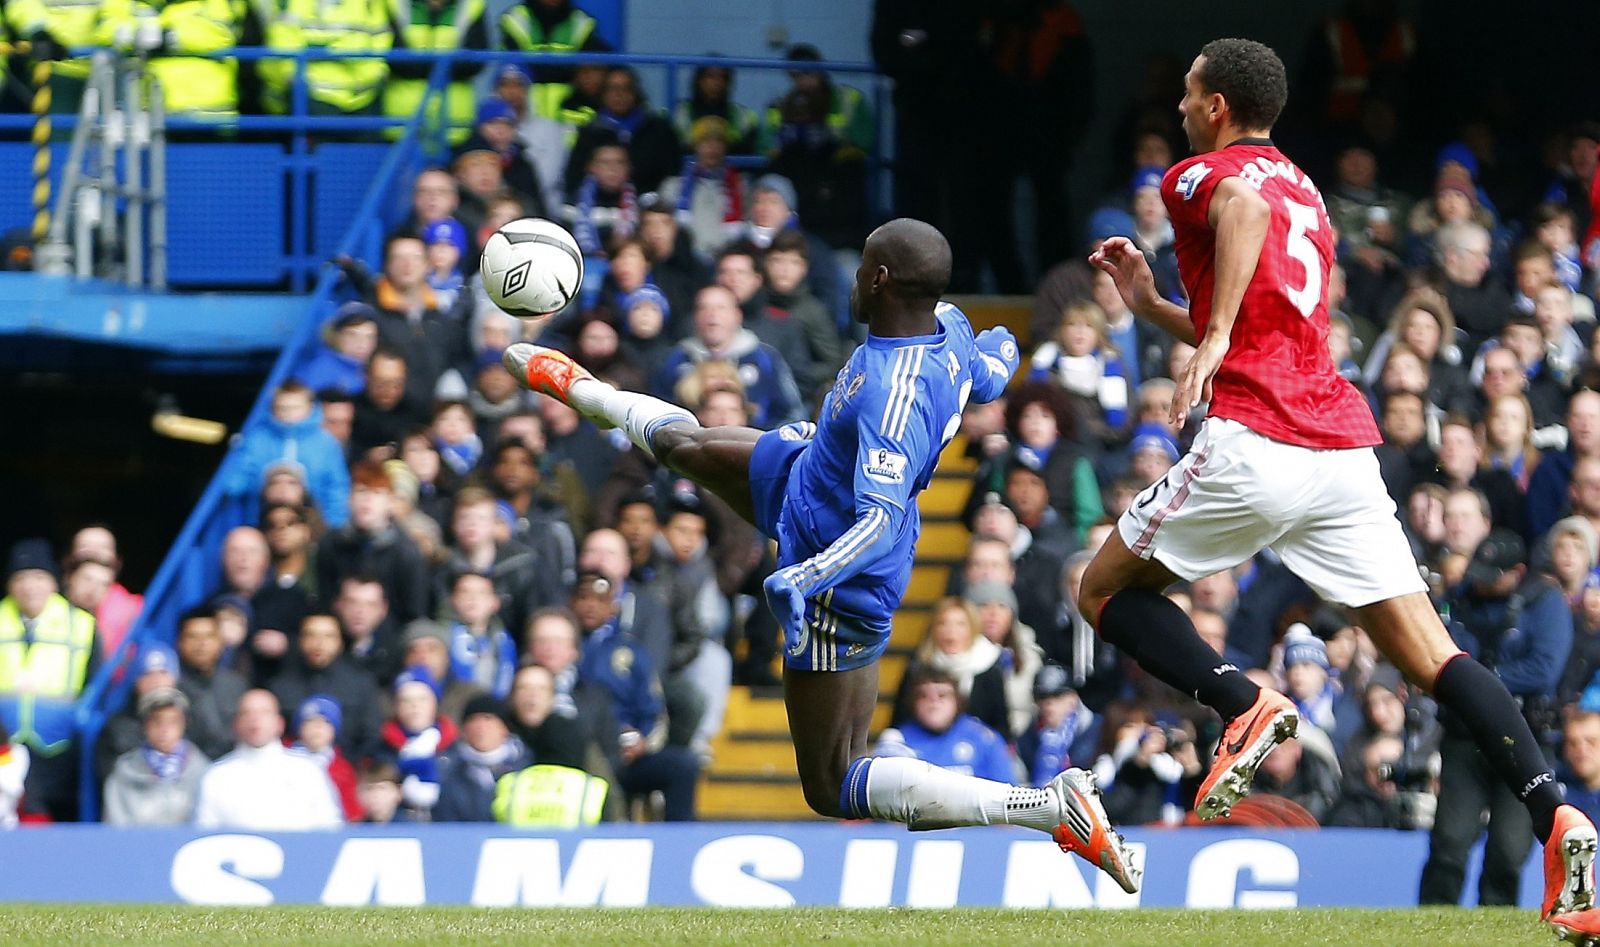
[1162,140,1380,449]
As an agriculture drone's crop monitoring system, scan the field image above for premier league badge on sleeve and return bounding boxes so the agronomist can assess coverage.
[1176,162,1211,201]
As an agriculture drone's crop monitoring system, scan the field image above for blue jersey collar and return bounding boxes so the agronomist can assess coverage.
[866,322,946,348]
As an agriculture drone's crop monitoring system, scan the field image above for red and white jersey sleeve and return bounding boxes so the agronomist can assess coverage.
[1162,142,1380,449]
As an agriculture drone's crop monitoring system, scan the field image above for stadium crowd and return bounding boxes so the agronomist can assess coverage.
[1,4,1600,907]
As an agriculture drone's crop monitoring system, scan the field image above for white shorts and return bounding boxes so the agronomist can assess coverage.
[1116,417,1428,608]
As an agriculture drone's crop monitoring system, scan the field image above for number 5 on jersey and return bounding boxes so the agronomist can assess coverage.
[1283,198,1322,318]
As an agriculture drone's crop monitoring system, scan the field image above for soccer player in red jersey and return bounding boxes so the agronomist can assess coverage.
[1085,38,1600,940]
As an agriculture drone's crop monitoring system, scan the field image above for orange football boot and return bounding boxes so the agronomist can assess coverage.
[502,343,595,402]
[1546,804,1599,919]
[1194,688,1299,820]
[1051,768,1142,894]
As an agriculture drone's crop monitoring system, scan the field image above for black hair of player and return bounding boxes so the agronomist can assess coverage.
[1197,38,1287,132]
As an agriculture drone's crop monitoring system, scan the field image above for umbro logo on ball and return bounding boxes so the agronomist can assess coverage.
[503,260,531,298]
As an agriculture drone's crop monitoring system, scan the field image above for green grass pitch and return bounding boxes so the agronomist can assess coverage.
[0,905,1565,946]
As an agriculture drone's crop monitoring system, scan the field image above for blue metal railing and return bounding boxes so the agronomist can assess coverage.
[0,49,889,291]
[71,60,449,822]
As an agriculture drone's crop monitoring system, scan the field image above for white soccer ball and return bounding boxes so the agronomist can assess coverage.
[480,217,584,319]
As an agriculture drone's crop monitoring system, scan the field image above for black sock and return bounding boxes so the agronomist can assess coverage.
[1099,588,1260,720]
[1433,654,1561,843]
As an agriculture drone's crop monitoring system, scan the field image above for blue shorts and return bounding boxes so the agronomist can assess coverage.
[748,426,808,541]
[749,426,892,673]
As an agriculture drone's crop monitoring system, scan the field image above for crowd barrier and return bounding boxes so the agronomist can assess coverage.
[0,825,1544,910]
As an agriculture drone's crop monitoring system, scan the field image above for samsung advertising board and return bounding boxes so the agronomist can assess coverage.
[0,825,1544,909]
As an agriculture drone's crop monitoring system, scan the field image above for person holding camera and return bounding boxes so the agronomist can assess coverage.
[1326,667,1441,830]
[1419,493,1574,907]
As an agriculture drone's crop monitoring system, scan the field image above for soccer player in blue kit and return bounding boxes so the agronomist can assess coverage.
[504,219,1139,892]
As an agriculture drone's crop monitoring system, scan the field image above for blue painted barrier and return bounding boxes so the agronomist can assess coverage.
[0,825,1544,910]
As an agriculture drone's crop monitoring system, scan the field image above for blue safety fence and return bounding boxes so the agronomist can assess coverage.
[0,49,889,290]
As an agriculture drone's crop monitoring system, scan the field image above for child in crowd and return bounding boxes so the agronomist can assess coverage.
[445,570,516,701]
[355,760,412,824]
[666,116,744,257]
[290,696,360,821]
[381,665,457,817]
[226,381,351,528]
[1030,302,1129,440]
[294,302,379,398]
[1532,202,1584,293]
[1483,393,1540,490]
[431,401,483,478]
[620,285,674,376]
[423,218,468,309]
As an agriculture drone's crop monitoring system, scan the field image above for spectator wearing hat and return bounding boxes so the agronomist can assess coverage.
[1127,164,1183,303]
[569,570,701,820]
[1421,524,1572,906]
[226,380,352,530]
[658,116,745,258]
[727,174,849,332]
[1560,712,1600,825]
[1016,663,1101,787]
[293,303,380,399]
[877,667,1017,783]
[489,63,569,217]
[671,60,759,156]
[422,218,469,309]
[453,97,546,227]
[380,663,459,817]
[289,694,360,821]
[964,579,1043,738]
[268,612,384,762]
[194,689,342,830]
[433,695,532,822]
[1408,156,1499,270]
[103,687,209,826]
[95,640,181,783]
[618,284,676,377]
[318,460,432,626]
[398,619,483,723]
[960,499,1066,653]
[1282,625,1339,735]
[173,605,248,762]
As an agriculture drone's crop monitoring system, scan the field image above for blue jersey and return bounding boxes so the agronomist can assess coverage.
[759,303,1016,670]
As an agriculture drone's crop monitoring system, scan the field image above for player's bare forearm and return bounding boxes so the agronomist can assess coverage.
[1203,178,1272,346]
[1137,297,1199,346]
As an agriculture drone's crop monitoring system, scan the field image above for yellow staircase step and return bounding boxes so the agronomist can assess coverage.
[916,520,972,562]
[724,688,791,735]
[904,564,949,606]
[892,610,931,650]
[698,777,816,820]
[918,477,969,519]
[710,736,797,776]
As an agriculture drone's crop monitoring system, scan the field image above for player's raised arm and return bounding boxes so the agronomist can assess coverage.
[1169,177,1271,420]
[970,325,1021,403]
[1089,237,1198,346]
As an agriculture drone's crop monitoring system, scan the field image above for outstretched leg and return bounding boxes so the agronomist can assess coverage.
[504,344,761,520]
[786,664,1142,894]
